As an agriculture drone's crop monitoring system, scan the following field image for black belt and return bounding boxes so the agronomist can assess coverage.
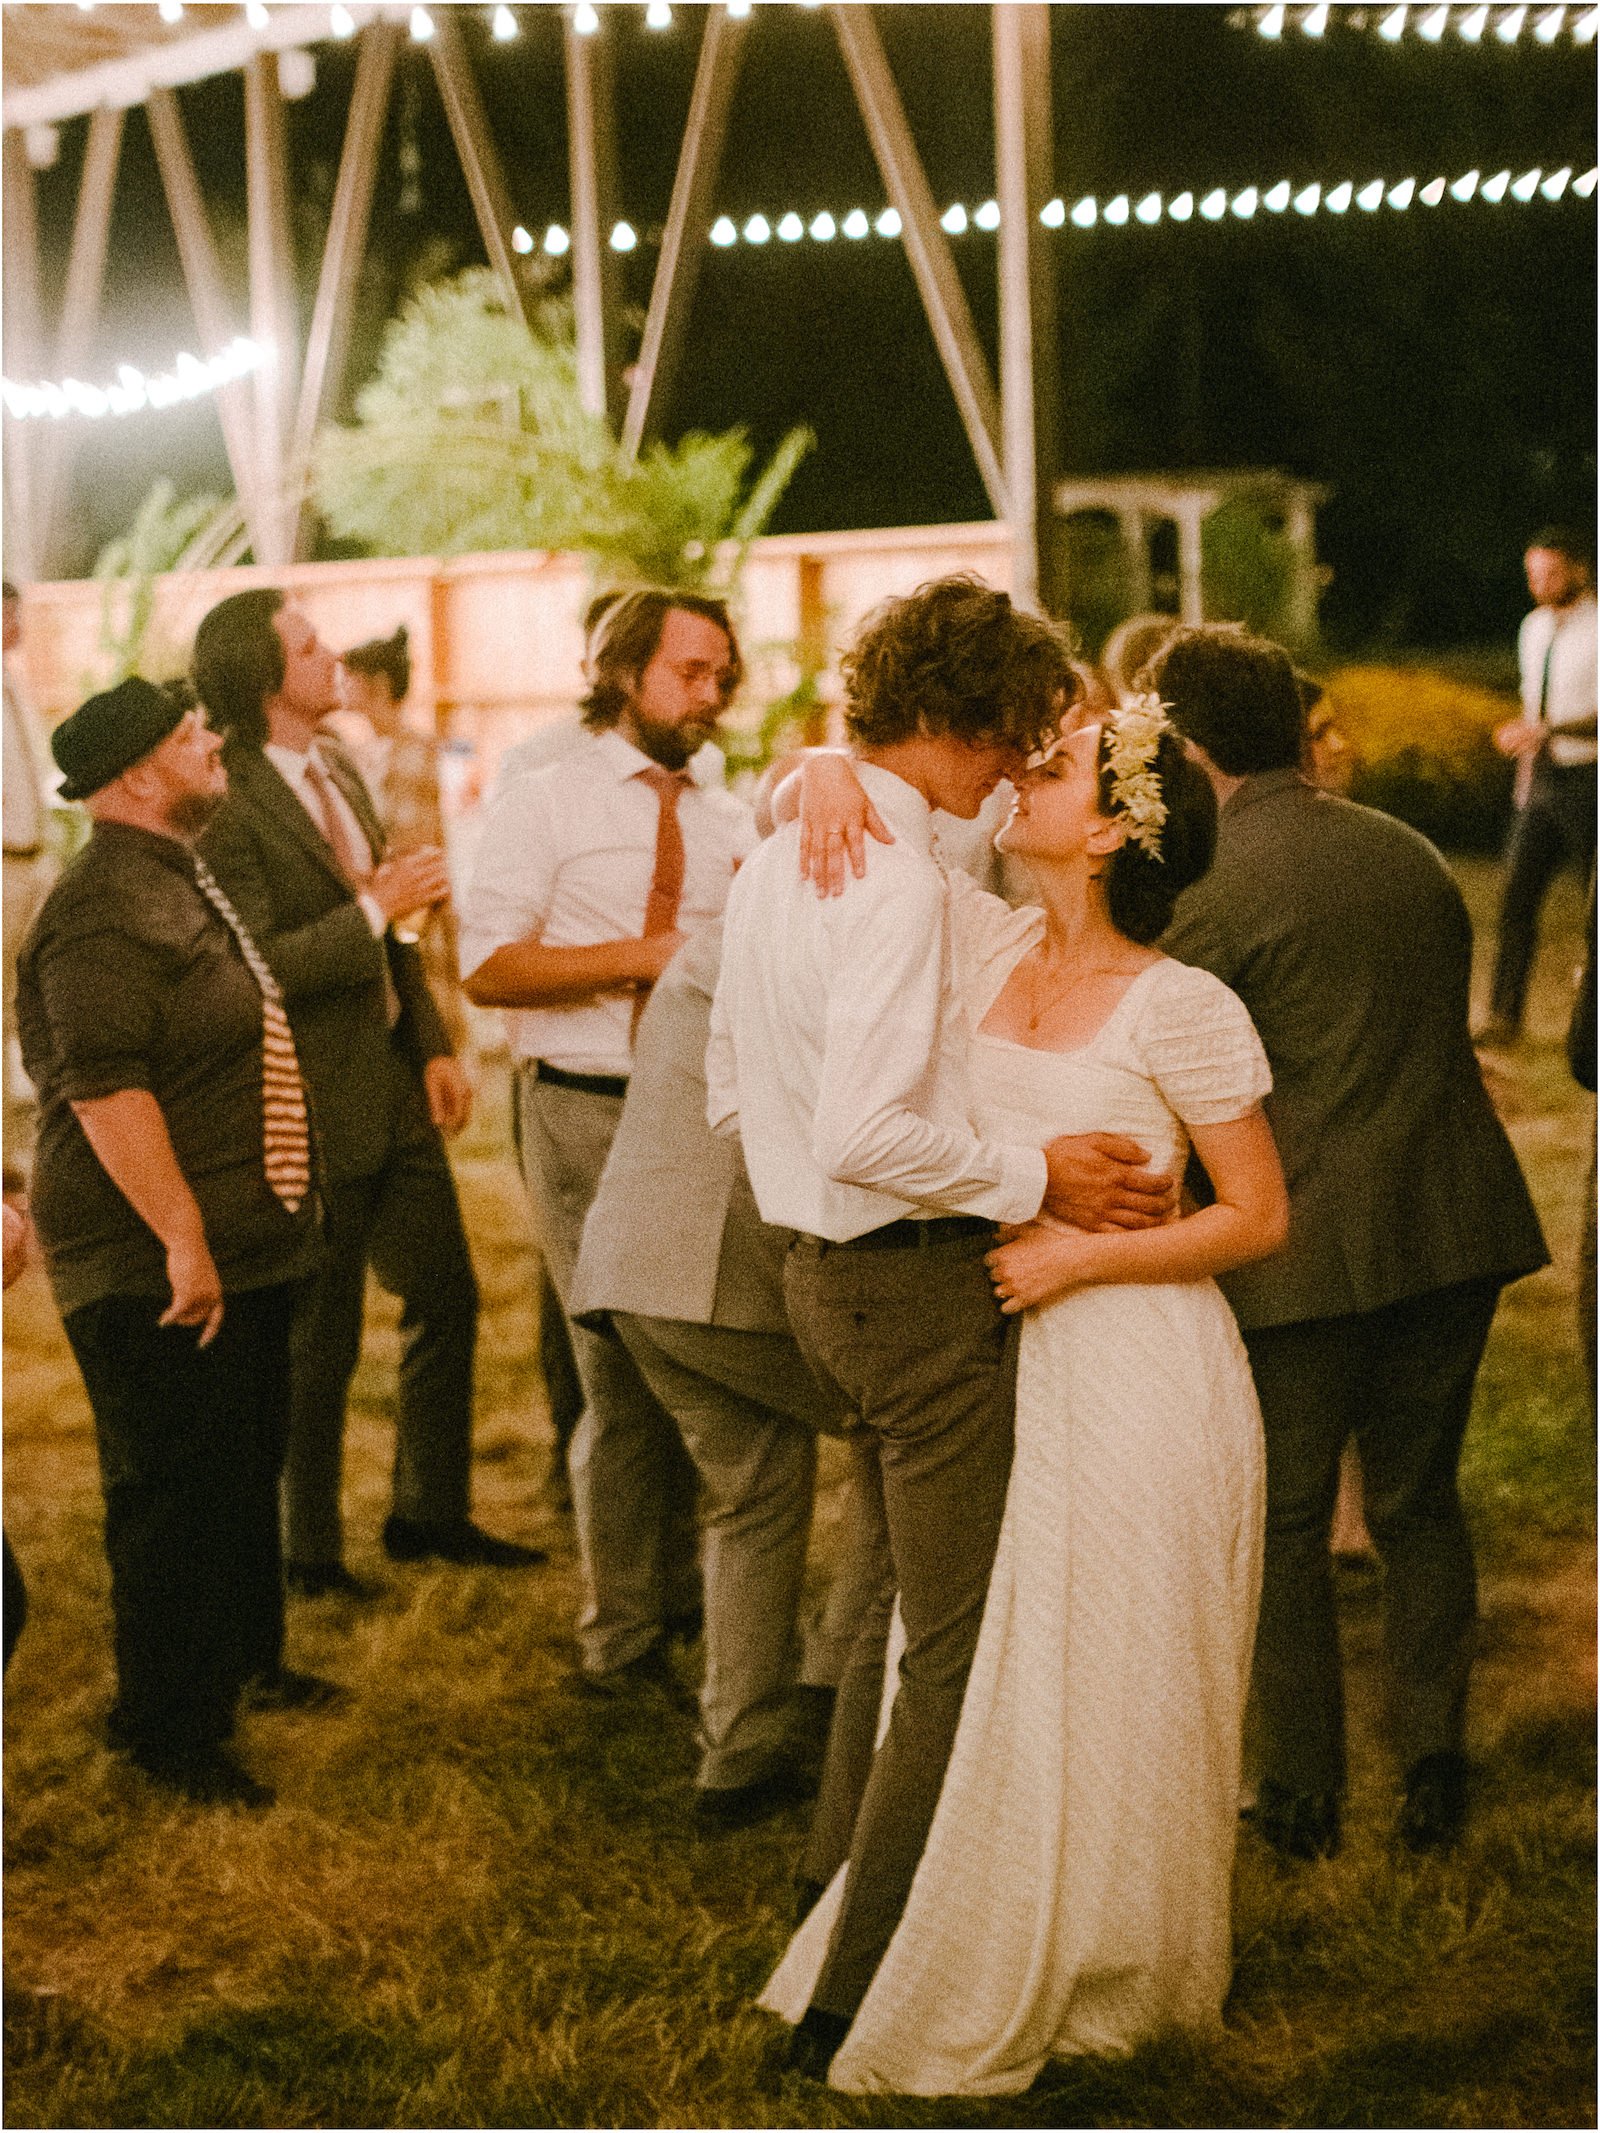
[819,1215,997,1253]
[531,1060,629,1100]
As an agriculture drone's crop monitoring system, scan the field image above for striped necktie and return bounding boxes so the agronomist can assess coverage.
[191,856,313,1216]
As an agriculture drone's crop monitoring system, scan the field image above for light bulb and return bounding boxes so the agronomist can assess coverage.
[777,212,804,241]
[875,207,902,237]
[941,202,969,235]
[1449,168,1480,198]
[1572,2,1597,32]
[1539,165,1572,197]
[709,216,737,247]
[1495,3,1526,34]
[1264,180,1292,211]
[1387,176,1416,207]
[1232,186,1259,217]
[1199,187,1227,219]
[809,211,836,240]
[1259,2,1286,32]
[1510,167,1541,199]
[743,214,771,243]
[1479,168,1510,200]
[1325,180,1353,211]
[1040,197,1066,227]
[1459,3,1489,34]
[1418,3,1449,34]
[610,220,637,250]
[409,5,434,39]
[511,224,534,253]
[1070,196,1098,227]
[330,4,355,35]
[974,199,1001,230]
[727,0,752,14]
[1356,178,1385,210]
[1293,182,1321,213]
[1419,176,1447,203]
[841,210,870,238]
[1302,1,1329,29]
[1572,166,1598,194]
[1378,3,1408,36]
[493,5,518,38]
[1533,3,1565,33]
[158,0,183,21]
[646,0,671,26]
[1104,193,1130,224]
[574,2,599,33]
[1135,191,1163,223]
[544,224,570,254]
[1168,191,1194,221]
[246,0,269,27]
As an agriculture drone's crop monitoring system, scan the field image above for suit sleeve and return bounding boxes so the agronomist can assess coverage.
[200,804,389,1003]
[391,936,452,1062]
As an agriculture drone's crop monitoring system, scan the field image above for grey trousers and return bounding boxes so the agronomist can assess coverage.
[612,1312,837,1790]
[783,1229,1016,2023]
[514,1069,699,1672]
[1244,1276,1503,1795]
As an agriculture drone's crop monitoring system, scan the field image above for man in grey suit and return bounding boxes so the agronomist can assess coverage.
[195,591,544,1595]
[569,918,867,1828]
[1156,625,1548,1857]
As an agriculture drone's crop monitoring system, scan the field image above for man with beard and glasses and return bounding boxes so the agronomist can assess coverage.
[16,680,325,1806]
[460,589,755,1698]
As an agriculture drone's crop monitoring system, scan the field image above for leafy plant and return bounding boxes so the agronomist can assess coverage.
[1321,662,1517,852]
[312,269,813,591]
[91,479,229,683]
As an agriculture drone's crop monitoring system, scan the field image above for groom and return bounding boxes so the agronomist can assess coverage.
[708,577,1177,2074]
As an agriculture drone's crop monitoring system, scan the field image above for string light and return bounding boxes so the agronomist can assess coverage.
[727,0,752,14]
[1459,4,1489,37]
[158,0,183,21]
[1418,3,1450,33]
[1070,196,1097,227]
[841,210,870,238]
[875,207,902,237]
[1540,164,1572,196]
[545,224,570,253]
[1574,4,1599,36]
[1232,185,1259,216]
[1496,2,1527,33]
[1356,177,1385,209]
[3,338,266,422]
[1534,4,1567,34]
[1573,165,1599,193]
[1294,182,1321,213]
[709,217,736,247]
[1303,1,1330,29]
[1199,187,1228,219]
[974,199,1001,230]
[777,211,804,241]
[1450,167,1480,198]
[1325,180,1353,210]
[809,211,836,240]
[511,224,534,252]
[246,0,269,27]
[574,1,599,33]
[1378,4,1408,37]
[610,219,637,250]
[1264,179,1292,210]
[1104,193,1131,224]
[1259,1,1286,31]
[492,6,519,40]
[941,202,968,234]
[329,3,356,35]
[645,0,672,26]
[409,6,434,40]
[743,213,771,244]
[1420,176,1448,202]
[1136,190,1163,223]
[1040,197,1067,227]
[1168,191,1195,221]
[1479,167,1511,199]
[1250,0,1588,33]
[1387,176,1416,206]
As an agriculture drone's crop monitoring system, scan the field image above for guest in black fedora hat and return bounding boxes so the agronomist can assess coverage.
[15,677,337,1809]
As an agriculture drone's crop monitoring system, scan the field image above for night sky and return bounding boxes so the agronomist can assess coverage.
[25,1,1599,647]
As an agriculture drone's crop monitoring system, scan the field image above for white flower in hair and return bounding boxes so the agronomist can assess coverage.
[1104,693,1174,860]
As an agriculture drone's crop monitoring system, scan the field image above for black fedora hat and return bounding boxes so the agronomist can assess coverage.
[52,676,187,802]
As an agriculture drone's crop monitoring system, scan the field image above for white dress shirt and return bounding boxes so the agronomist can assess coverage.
[264,740,386,936]
[707,761,1049,1242]
[1519,595,1597,769]
[458,723,756,1077]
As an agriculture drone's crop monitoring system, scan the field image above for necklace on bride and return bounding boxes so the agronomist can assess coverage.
[1022,942,1136,1032]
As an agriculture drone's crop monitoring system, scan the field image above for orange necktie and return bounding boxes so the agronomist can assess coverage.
[633,763,691,1036]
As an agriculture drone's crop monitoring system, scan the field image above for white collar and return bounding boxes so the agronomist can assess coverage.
[852,760,935,857]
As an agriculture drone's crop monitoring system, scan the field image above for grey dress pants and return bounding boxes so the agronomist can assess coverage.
[783,1226,1017,2023]
[514,1068,700,1673]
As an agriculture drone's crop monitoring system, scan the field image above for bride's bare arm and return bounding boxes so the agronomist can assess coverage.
[986,1107,1288,1312]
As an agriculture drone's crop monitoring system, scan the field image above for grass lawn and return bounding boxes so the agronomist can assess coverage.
[3,859,1593,2130]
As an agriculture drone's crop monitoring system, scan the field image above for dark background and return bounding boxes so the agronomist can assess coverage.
[28,1,1598,648]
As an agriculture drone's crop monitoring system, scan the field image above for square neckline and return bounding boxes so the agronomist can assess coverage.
[973,953,1173,1062]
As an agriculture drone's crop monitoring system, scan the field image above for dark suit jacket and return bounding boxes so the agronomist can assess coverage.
[199,737,451,1185]
[1163,769,1548,1331]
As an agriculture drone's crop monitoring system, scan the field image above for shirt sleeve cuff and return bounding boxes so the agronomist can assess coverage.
[992,1146,1048,1225]
[358,893,387,938]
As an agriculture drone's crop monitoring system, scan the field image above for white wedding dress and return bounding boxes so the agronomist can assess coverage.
[761,890,1271,2097]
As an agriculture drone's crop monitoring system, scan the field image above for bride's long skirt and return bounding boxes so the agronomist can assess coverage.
[761,1278,1265,2097]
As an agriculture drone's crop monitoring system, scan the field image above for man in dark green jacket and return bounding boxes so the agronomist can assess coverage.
[1157,626,1547,1859]
[195,591,543,1596]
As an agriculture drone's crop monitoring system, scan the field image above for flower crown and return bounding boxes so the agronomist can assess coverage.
[1026,694,1176,860]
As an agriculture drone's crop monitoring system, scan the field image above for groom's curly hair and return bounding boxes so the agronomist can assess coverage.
[842,577,1076,755]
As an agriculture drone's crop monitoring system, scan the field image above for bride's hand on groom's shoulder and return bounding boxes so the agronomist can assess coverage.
[794,751,893,898]
[986,1223,1097,1313]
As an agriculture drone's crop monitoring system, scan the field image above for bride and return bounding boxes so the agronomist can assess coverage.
[761,699,1289,2096]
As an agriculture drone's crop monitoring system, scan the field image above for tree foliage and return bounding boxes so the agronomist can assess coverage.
[312,270,812,590]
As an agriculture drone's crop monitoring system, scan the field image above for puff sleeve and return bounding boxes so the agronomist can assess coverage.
[1135,960,1272,1126]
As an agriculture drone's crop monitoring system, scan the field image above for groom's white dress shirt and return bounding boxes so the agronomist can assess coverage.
[707,761,1048,1243]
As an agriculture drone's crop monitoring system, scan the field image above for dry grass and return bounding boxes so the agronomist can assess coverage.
[3,859,1593,2129]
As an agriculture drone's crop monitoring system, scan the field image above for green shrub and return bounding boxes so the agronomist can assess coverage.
[1323,663,1516,852]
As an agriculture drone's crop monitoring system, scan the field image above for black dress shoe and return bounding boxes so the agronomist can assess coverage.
[132,1747,275,1809]
[243,1667,348,1714]
[284,1560,381,1602]
[578,1641,697,1714]
[1251,1780,1342,1861]
[1398,1751,1468,1853]
[783,2006,852,2082]
[693,1765,817,1832]
[381,1516,547,1568]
